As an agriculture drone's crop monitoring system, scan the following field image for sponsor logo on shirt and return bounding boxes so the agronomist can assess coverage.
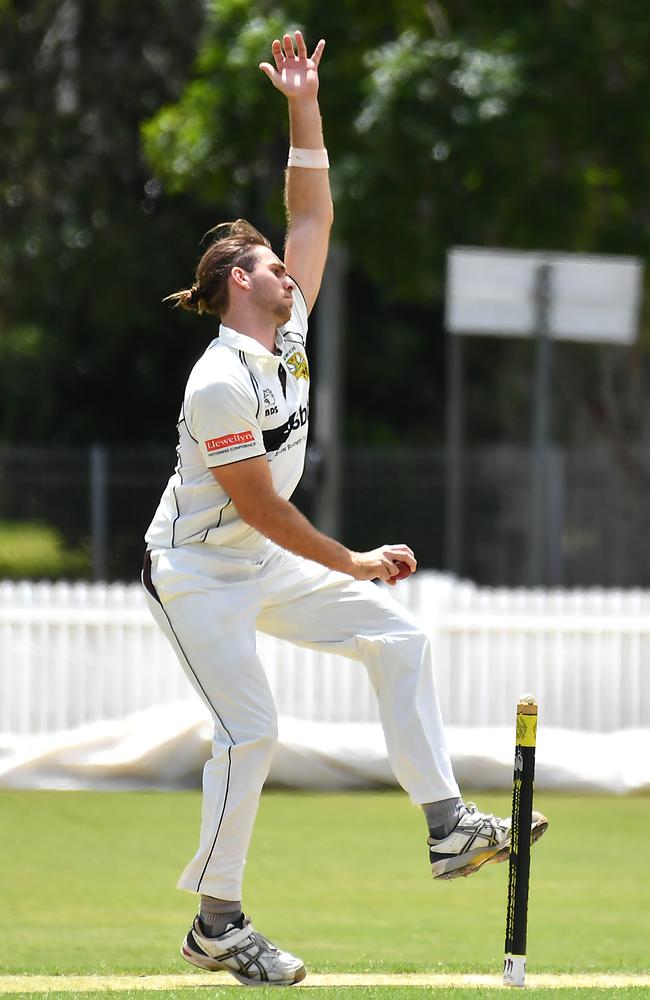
[289,404,309,431]
[263,387,278,417]
[285,349,310,382]
[205,431,255,454]
[262,404,309,454]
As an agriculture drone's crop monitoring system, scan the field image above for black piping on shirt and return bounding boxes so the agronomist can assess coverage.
[238,350,261,418]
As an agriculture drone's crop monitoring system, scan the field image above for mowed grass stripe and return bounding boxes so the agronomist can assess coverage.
[1,973,650,991]
[1,791,649,978]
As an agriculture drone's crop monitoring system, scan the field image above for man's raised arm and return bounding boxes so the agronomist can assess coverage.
[259,30,333,314]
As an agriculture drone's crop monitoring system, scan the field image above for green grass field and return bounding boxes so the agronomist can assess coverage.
[0,789,648,998]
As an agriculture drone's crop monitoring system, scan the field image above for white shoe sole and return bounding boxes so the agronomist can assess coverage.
[432,814,549,881]
[180,936,307,986]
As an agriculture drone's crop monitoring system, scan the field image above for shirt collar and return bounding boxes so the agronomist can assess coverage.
[214,324,285,359]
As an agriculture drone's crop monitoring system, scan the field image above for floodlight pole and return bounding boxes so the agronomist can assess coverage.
[528,264,553,586]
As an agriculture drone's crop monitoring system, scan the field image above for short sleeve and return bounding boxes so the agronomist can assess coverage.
[187,378,266,468]
[281,280,309,343]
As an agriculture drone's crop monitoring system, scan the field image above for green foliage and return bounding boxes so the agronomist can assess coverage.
[0,520,90,578]
[143,1,650,307]
[142,3,294,225]
[0,0,207,445]
[3,1,650,453]
[343,32,520,300]
[138,1,650,452]
[0,325,53,440]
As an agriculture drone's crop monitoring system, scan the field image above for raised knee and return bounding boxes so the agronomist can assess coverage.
[391,620,430,653]
[397,629,431,676]
[360,624,430,675]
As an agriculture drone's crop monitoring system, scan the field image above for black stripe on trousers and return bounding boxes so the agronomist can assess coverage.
[141,549,236,891]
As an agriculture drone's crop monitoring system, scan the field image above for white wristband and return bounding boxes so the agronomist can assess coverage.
[287,147,330,169]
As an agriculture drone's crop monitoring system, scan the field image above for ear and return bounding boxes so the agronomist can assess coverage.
[230,266,251,291]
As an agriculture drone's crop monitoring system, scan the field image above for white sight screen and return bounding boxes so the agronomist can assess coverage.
[446,247,643,344]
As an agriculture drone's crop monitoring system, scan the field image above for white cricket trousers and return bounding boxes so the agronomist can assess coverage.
[142,541,459,901]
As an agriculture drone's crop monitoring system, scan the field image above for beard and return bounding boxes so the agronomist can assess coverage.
[272,300,292,326]
[249,283,292,327]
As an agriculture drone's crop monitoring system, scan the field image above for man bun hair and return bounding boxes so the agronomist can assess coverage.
[163,220,272,319]
[163,283,204,314]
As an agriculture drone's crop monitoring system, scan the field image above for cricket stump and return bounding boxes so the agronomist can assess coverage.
[503,696,538,987]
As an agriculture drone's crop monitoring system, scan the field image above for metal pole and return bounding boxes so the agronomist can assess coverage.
[313,244,347,538]
[445,332,464,575]
[90,444,108,581]
[546,446,565,586]
[528,264,553,586]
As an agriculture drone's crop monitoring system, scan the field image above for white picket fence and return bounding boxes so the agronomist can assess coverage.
[1,574,649,735]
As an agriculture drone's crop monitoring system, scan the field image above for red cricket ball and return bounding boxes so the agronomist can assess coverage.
[390,560,412,584]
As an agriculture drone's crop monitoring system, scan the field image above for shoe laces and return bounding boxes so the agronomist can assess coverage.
[251,930,278,954]
[463,802,502,834]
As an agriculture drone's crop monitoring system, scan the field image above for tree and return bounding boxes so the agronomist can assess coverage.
[3,1,650,450]
[143,0,650,447]
[0,0,206,443]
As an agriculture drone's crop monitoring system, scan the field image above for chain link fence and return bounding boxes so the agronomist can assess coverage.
[1,444,649,586]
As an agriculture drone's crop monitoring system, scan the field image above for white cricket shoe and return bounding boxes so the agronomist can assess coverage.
[429,802,548,880]
[181,915,306,986]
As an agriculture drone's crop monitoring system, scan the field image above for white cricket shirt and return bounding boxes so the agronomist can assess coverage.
[145,285,310,551]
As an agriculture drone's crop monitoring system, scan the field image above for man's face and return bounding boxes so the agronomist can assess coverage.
[248,246,295,325]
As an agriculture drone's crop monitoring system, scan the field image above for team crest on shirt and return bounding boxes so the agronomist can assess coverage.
[285,349,310,382]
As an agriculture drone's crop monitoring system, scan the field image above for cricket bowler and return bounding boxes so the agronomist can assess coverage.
[142,30,548,987]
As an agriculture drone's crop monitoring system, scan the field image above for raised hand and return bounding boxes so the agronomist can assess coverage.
[259,30,325,101]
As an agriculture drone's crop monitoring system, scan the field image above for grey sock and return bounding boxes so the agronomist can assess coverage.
[422,797,463,840]
[199,895,243,938]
